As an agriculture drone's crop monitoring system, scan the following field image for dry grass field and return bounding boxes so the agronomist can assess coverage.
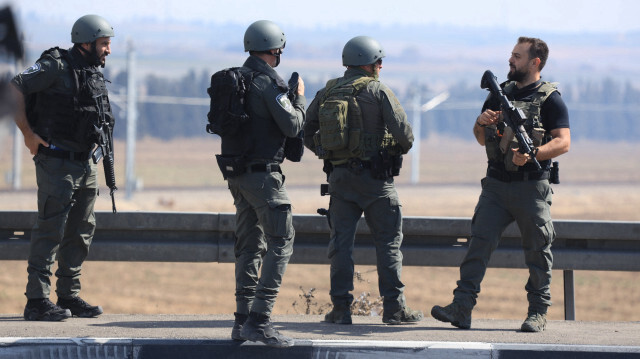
[1,135,639,322]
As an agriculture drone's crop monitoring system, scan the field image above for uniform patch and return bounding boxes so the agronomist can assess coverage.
[22,63,42,75]
[276,93,293,113]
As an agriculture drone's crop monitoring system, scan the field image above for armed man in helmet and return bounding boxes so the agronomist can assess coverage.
[10,14,116,321]
[218,20,305,347]
[303,36,422,325]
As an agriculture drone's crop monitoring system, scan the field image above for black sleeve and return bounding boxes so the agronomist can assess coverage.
[541,91,570,131]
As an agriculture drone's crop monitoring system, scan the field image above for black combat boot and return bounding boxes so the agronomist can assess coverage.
[231,312,248,341]
[383,306,423,325]
[57,296,103,318]
[431,301,472,329]
[324,303,352,324]
[240,312,294,348]
[24,298,71,321]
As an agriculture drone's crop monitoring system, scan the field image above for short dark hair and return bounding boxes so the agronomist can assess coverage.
[518,36,549,71]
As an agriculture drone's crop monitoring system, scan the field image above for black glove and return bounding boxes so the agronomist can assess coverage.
[287,71,299,101]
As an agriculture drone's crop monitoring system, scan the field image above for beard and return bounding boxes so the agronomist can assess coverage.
[90,42,108,68]
[368,64,380,78]
[507,66,527,82]
[98,55,106,68]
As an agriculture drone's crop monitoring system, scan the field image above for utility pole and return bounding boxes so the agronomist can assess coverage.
[410,92,421,184]
[409,91,450,184]
[125,38,137,199]
[11,59,23,190]
[11,123,22,189]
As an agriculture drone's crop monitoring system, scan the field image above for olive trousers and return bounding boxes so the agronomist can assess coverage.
[26,153,98,300]
[327,167,407,313]
[454,176,555,315]
[228,169,294,317]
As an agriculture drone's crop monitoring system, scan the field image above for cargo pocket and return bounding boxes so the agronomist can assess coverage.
[538,219,556,247]
[264,199,293,239]
[535,180,553,207]
[525,219,555,273]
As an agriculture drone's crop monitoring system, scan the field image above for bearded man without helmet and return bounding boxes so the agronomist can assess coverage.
[431,37,570,333]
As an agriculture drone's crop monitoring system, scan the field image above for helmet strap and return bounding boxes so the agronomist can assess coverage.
[264,49,282,67]
[273,53,281,67]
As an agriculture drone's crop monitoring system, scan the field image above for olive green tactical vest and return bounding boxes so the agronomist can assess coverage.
[485,81,557,172]
[313,76,396,162]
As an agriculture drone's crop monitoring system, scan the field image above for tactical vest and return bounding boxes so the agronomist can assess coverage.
[313,75,396,163]
[485,81,557,172]
[28,47,114,148]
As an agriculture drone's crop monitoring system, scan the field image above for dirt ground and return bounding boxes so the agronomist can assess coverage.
[0,136,638,321]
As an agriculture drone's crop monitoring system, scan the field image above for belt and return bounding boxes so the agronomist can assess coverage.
[333,158,372,170]
[247,163,281,173]
[38,145,91,161]
[487,167,550,182]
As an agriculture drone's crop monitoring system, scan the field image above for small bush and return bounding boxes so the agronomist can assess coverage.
[292,270,384,316]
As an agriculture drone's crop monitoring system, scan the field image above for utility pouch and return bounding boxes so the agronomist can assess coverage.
[370,149,393,180]
[499,126,516,154]
[550,161,560,184]
[284,130,304,162]
[531,128,545,146]
[322,159,333,181]
[391,154,403,177]
[215,154,246,180]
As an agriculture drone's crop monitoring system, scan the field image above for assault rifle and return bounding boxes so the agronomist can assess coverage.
[91,93,118,213]
[480,70,541,170]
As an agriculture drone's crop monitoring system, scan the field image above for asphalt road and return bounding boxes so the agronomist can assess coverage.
[0,314,638,346]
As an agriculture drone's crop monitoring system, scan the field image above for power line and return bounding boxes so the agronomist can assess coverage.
[109,94,209,106]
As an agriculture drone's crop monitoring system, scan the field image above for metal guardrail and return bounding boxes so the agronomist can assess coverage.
[1,211,639,320]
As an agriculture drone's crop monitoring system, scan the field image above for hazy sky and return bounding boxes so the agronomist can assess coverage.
[10,0,640,34]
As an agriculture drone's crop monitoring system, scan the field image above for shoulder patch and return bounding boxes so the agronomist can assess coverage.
[276,93,293,113]
[22,63,42,75]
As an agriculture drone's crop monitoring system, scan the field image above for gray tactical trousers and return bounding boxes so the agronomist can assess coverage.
[227,169,294,318]
[327,167,407,313]
[454,176,556,314]
[26,153,98,300]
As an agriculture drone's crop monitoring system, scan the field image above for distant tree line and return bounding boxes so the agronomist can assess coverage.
[105,68,640,142]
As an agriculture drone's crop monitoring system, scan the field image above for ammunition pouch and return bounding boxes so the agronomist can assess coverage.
[215,154,246,180]
[284,130,304,162]
[370,149,403,180]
